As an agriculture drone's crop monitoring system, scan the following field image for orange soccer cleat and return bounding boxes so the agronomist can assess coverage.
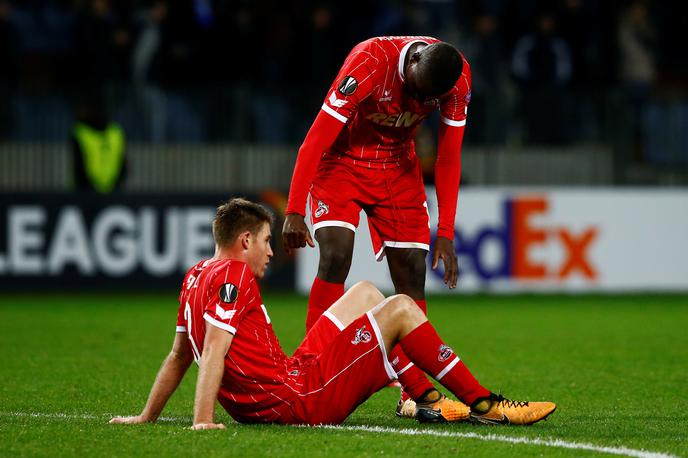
[469,394,556,425]
[398,395,471,423]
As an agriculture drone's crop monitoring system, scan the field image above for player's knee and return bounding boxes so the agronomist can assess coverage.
[351,281,385,305]
[387,294,423,321]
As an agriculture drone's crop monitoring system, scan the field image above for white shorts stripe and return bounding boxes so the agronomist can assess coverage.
[322,310,345,331]
[375,241,430,261]
[366,311,398,380]
[435,356,460,381]
[441,116,466,127]
[203,313,237,335]
[396,362,414,376]
[313,220,356,233]
[321,104,348,123]
[175,325,187,333]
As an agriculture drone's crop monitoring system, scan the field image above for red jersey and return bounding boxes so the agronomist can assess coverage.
[176,259,298,423]
[320,36,471,169]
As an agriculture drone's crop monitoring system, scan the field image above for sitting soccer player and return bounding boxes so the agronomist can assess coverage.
[110,198,555,428]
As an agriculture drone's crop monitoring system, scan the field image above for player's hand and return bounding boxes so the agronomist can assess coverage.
[109,415,151,425]
[282,213,315,255]
[432,236,458,289]
[190,422,226,430]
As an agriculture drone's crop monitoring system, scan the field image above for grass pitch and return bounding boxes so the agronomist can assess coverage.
[1,293,687,457]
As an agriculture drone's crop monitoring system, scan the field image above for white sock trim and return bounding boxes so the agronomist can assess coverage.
[396,362,414,376]
[435,356,460,381]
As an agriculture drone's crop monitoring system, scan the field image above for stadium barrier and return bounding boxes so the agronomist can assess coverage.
[0,193,293,290]
[297,188,688,293]
[0,144,612,191]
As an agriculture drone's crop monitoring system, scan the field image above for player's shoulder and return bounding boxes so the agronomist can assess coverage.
[443,52,472,100]
[208,259,255,287]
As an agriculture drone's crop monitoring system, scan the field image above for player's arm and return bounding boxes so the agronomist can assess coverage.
[434,62,471,289]
[433,120,465,289]
[191,323,233,430]
[284,41,378,253]
[109,332,194,425]
[283,111,347,253]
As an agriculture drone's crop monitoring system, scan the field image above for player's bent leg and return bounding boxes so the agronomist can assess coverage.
[380,301,556,425]
[306,227,355,330]
[314,226,355,283]
[372,295,471,422]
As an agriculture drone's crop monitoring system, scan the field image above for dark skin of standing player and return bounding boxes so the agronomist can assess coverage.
[283,43,459,300]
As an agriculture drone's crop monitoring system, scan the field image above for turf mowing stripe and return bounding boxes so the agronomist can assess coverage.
[1,412,676,458]
[317,425,677,458]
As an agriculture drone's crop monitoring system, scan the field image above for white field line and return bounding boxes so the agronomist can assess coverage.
[315,424,678,458]
[0,411,678,458]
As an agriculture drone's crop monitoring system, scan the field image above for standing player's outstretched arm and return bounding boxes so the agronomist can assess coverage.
[109,332,194,425]
[191,323,233,430]
[432,121,465,289]
[283,111,346,253]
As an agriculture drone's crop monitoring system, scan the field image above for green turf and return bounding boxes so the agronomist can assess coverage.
[1,293,687,457]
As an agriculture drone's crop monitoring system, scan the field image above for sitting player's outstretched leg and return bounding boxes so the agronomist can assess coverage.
[372,295,556,425]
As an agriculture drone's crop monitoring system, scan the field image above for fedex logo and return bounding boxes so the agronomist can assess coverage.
[431,196,599,282]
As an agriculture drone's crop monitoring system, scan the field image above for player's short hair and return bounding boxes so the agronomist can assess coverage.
[417,42,463,97]
[213,198,274,248]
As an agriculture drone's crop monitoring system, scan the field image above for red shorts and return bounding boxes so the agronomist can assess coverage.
[309,157,430,261]
[289,311,396,424]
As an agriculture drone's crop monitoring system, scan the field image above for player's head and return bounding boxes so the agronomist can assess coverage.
[405,42,462,101]
[213,198,274,278]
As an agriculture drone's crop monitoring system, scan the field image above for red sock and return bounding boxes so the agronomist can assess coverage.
[399,321,490,405]
[389,346,435,401]
[306,277,344,331]
[389,297,434,400]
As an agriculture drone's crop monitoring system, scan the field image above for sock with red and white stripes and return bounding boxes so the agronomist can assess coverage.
[389,297,435,401]
[306,277,344,331]
[390,346,435,400]
[399,321,490,405]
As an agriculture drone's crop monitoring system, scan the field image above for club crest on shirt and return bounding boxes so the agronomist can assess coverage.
[314,200,329,218]
[465,90,472,103]
[338,76,358,96]
[351,325,372,345]
[219,283,239,303]
[438,344,454,362]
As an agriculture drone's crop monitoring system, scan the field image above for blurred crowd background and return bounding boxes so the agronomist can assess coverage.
[0,0,687,189]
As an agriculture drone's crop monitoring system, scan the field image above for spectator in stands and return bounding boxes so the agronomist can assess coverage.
[0,0,18,140]
[463,13,510,145]
[618,1,657,163]
[511,11,572,144]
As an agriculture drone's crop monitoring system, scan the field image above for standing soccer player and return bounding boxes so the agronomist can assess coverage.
[110,198,556,428]
[283,36,471,419]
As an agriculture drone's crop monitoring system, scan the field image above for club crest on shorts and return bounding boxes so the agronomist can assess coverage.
[219,283,239,303]
[351,325,372,345]
[314,200,329,218]
[338,76,358,96]
[438,344,454,362]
